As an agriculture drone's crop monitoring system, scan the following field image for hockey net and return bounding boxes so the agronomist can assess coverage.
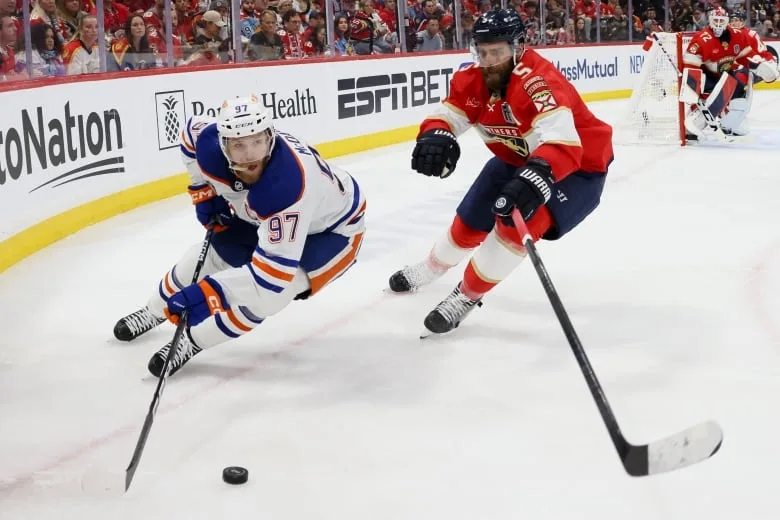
[615,32,695,146]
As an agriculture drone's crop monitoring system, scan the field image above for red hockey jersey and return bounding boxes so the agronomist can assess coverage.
[683,26,775,76]
[419,48,613,181]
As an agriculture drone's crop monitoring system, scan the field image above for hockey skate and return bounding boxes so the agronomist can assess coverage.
[421,283,483,337]
[388,260,446,293]
[113,306,165,341]
[148,330,203,377]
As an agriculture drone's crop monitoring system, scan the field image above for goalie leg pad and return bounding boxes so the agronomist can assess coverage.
[679,68,703,105]
[684,106,715,138]
[704,72,740,117]
[720,97,751,136]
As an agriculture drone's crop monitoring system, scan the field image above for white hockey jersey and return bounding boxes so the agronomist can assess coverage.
[180,116,365,312]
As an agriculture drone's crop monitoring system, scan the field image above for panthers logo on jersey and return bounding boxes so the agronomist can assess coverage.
[478,125,530,157]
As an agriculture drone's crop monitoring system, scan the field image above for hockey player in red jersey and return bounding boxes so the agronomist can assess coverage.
[388,8,613,336]
[681,7,778,137]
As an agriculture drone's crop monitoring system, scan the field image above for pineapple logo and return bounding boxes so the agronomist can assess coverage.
[154,90,187,150]
[162,97,180,143]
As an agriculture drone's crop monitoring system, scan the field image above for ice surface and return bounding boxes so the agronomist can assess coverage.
[1,94,780,519]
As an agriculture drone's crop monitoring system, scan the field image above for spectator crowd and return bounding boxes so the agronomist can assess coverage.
[1,0,778,80]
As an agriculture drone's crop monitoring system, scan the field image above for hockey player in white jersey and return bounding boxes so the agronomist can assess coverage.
[113,95,366,377]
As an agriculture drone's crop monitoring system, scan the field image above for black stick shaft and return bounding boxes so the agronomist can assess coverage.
[511,209,630,459]
[124,226,215,491]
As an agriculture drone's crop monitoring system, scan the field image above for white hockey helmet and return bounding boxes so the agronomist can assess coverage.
[216,95,276,169]
[709,7,729,37]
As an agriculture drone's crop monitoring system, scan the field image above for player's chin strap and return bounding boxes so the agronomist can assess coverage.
[513,41,526,65]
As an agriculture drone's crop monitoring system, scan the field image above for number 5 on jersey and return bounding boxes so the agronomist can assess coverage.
[268,212,300,243]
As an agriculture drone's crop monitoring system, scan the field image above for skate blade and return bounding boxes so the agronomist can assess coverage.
[383,286,418,295]
[419,328,436,339]
[420,327,453,340]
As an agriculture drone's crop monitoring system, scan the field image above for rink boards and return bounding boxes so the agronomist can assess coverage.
[0,41,778,273]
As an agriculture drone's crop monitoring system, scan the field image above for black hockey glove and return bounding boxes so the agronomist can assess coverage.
[492,157,555,225]
[411,128,461,178]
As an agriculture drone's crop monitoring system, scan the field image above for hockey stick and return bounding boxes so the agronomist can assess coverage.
[651,33,728,139]
[511,209,723,476]
[124,225,216,491]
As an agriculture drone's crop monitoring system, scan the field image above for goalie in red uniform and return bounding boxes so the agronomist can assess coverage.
[681,7,778,138]
[387,9,613,336]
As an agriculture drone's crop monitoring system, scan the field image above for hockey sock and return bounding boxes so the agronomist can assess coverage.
[429,215,488,269]
[148,267,185,318]
[461,208,553,300]
[189,306,264,348]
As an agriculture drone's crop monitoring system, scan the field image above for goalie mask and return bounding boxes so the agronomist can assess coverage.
[709,7,729,37]
[217,96,276,179]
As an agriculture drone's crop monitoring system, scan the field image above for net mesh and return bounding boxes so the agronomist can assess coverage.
[614,33,694,145]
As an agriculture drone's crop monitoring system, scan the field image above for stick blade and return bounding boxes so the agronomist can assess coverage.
[623,420,723,477]
[125,464,137,492]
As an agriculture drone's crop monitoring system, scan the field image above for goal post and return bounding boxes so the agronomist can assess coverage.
[615,32,695,146]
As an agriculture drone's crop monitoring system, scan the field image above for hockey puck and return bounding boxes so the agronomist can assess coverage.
[222,466,249,485]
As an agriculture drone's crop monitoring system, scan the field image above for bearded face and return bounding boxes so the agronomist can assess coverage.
[474,41,516,92]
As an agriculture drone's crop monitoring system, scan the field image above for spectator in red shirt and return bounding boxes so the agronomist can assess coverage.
[174,0,194,42]
[143,0,165,35]
[349,0,373,53]
[573,0,596,40]
[350,0,392,54]
[278,9,305,59]
[0,14,21,80]
[124,0,154,16]
[89,0,130,40]
[302,10,323,40]
[460,0,478,16]
[1,0,21,41]
[109,13,160,70]
[146,4,189,62]
[303,24,327,56]
[377,0,397,32]
[601,0,617,18]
